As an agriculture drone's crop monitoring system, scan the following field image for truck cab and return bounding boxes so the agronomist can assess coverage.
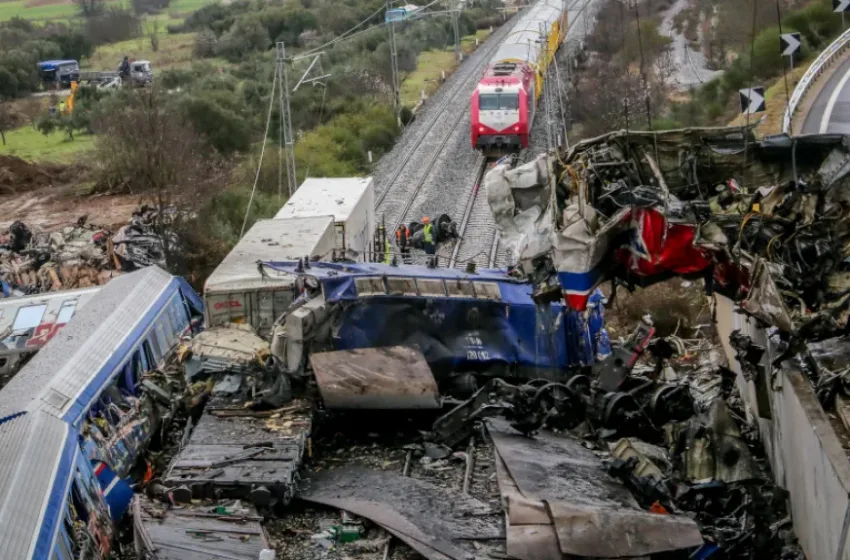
[129,60,153,85]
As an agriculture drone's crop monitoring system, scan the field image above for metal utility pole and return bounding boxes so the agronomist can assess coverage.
[452,8,461,61]
[387,0,401,126]
[276,42,297,199]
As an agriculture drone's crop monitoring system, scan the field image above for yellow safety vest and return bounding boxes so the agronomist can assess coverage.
[383,240,392,264]
[423,223,433,243]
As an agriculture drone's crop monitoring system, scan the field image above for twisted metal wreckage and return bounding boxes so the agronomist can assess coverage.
[149,127,850,560]
[102,126,850,559]
[488,127,850,334]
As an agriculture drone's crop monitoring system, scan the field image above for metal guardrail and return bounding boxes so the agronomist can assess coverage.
[783,27,850,133]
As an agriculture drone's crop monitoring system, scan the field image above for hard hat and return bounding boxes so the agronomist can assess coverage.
[422,216,430,223]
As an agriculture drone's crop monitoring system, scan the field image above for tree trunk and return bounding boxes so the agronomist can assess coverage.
[0,130,5,146]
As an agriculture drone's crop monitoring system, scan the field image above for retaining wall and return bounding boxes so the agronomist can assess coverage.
[715,294,850,560]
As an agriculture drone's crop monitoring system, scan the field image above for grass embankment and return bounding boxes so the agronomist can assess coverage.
[0,124,94,163]
[400,28,491,107]
[0,0,77,22]
[86,31,202,70]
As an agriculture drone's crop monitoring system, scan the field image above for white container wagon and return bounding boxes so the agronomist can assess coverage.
[203,216,336,336]
[275,177,375,259]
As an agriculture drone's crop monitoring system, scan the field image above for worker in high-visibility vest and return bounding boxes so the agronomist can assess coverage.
[422,216,435,256]
[396,225,410,263]
[382,237,392,264]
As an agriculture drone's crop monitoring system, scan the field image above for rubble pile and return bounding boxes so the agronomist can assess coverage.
[0,205,171,294]
[487,128,850,338]
[133,312,803,560]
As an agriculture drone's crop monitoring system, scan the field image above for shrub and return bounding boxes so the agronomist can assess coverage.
[215,18,270,62]
[181,96,252,154]
[193,29,218,58]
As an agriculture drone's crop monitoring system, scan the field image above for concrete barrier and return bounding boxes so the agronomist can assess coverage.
[715,294,850,560]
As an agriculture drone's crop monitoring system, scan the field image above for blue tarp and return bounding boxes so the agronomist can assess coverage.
[262,261,597,375]
[37,60,78,71]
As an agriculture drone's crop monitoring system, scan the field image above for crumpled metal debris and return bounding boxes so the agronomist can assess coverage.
[485,128,850,340]
[0,205,172,294]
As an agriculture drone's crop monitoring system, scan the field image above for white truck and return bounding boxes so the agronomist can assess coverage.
[275,177,375,259]
[203,215,336,336]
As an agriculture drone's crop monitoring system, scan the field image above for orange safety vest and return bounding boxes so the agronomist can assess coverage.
[396,227,409,244]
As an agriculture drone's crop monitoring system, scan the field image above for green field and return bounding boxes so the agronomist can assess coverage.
[0,0,214,22]
[85,31,201,70]
[400,29,492,107]
[0,124,94,163]
[0,0,78,21]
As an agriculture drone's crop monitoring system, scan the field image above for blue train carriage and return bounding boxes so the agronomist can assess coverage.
[0,266,204,560]
[263,261,604,379]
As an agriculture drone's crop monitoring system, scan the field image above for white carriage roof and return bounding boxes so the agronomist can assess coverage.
[205,216,335,293]
[0,266,175,422]
[275,177,372,223]
[0,410,72,560]
[492,0,568,65]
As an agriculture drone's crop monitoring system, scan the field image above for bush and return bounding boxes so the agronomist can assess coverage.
[194,29,218,58]
[784,2,842,50]
[0,68,18,99]
[85,7,142,45]
[181,96,252,154]
[215,18,270,61]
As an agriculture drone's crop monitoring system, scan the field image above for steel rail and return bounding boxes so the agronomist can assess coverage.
[375,18,515,210]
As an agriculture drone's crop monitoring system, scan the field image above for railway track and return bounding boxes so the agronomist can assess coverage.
[376,0,596,270]
[446,157,500,269]
[375,15,516,234]
[435,0,595,271]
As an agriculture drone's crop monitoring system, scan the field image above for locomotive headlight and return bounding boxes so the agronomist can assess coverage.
[514,124,521,132]
[479,126,485,133]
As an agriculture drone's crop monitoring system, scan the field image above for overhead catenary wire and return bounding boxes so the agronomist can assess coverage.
[240,66,279,240]
[293,0,451,60]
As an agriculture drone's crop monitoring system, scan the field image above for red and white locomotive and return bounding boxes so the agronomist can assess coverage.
[471,0,568,156]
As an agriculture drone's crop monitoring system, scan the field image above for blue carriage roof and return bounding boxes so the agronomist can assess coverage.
[0,266,201,425]
[260,261,535,303]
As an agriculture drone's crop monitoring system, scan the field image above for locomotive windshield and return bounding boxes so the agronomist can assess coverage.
[479,93,519,110]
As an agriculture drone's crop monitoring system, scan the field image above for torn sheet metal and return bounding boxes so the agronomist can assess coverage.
[487,418,637,508]
[262,261,597,374]
[680,399,756,483]
[133,496,270,560]
[309,346,440,409]
[299,466,503,560]
[487,418,702,558]
[547,501,704,558]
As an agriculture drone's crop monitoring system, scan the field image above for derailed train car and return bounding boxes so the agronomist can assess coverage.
[0,267,203,560]
[0,286,99,379]
[265,261,604,384]
[485,127,850,339]
[471,0,568,154]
